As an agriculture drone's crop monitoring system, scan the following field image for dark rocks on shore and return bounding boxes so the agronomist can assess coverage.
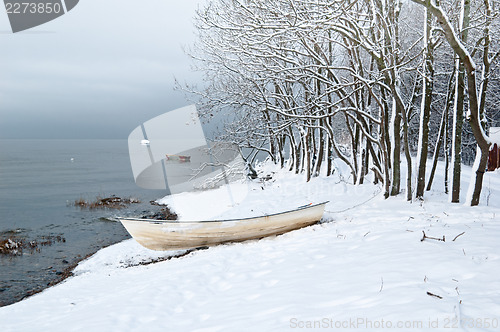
[149,200,167,206]
[0,235,66,256]
[73,195,141,210]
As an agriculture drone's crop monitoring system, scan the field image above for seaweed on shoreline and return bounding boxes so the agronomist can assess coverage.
[73,195,141,210]
[0,235,66,256]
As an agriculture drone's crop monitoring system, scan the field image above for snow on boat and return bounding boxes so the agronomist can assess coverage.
[120,105,327,251]
[118,202,327,251]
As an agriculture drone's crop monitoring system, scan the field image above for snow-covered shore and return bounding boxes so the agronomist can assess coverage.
[1,162,499,331]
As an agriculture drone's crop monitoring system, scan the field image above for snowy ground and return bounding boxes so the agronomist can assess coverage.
[1,160,499,331]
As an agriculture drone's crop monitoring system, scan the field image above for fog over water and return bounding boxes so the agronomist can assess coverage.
[0,0,203,139]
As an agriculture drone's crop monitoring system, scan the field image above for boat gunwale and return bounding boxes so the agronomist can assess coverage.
[118,201,329,224]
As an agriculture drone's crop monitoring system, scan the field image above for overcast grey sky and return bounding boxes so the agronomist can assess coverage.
[0,0,203,139]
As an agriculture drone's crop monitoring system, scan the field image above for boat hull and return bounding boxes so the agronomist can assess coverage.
[118,202,327,251]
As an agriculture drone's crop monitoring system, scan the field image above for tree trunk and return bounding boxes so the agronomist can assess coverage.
[394,89,413,201]
[314,127,325,177]
[295,139,302,175]
[466,145,489,205]
[465,0,493,206]
[326,137,334,176]
[359,139,369,185]
[390,100,402,196]
[416,8,434,199]
[444,105,450,194]
[450,0,470,203]
[410,0,491,206]
[427,69,455,191]
[426,109,446,192]
[450,61,465,202]
[278,135,285,169]
[305,128,312,182]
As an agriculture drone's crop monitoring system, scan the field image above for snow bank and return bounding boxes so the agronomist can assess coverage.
[0,161,499,331]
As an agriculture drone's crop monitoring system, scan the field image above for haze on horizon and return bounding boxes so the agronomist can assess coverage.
[0,0,202,139]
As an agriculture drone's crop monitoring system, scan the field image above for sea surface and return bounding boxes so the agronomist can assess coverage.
[0,139,167,306]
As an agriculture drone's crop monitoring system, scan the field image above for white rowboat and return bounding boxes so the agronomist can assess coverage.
[118,202,328,251]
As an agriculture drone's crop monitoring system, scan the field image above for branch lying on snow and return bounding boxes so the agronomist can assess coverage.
[427,292,443,299]
[420,231,465,242]
[421,231,445,242]
[453,232,465,242]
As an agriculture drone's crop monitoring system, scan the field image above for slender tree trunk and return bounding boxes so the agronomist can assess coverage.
[450,61,465,202]
[305,128,312,182]
[416,8,434,199]
[393,88,412,201]
[444,74,452,195]
[382,89,392,170]
[427,70,455,191]
[287,133,295,172]
[295,138,302,174]
[465,0,493,206]
[390,100,402,196]
[402,115,413,201]
[379,100,391,199]
[278,135,285,169]
[360,139,369,185]
[450,0,470,203]
[444,105,450,194]
[326,137,333,176]
[314,127,325,177]
[426,110,445,192]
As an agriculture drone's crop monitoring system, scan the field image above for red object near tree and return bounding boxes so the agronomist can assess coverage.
[488,128,500,171]
[489,143,500,171]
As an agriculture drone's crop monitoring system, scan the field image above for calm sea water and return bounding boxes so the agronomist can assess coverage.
[0,139,167,306]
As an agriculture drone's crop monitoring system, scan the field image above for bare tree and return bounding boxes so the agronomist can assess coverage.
[411,0,497,206]
[416,6,437,199]
[184,0,499,206]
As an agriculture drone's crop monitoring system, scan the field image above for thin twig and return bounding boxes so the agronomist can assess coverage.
[421,231,445,242]
[427,292,443,299]
[453,232,465,242]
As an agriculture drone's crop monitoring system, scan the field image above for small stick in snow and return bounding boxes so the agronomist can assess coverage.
[379,277,384,293]
[427,292,443,299]
[364,231,370,237]
[452,232,465,242]
[421,231,445,242]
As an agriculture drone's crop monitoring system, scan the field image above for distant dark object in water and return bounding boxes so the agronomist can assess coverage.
[142,206,178,221]
[165,154,191,163]
[73,195,141,210]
